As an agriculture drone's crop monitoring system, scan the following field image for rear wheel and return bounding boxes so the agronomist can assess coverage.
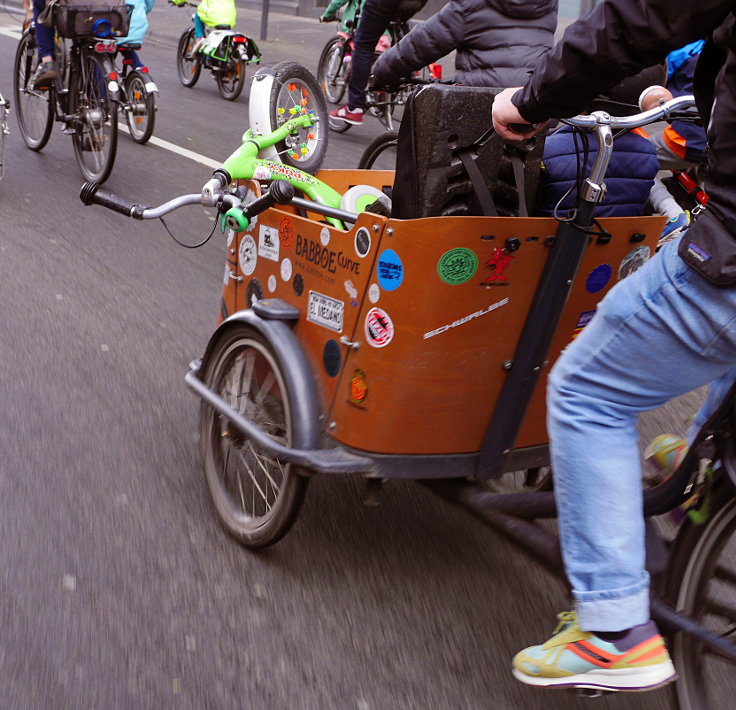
[266,62,328,173]
[70,52,118,183]
[200,325,309,548]
[358,129,399,170]
[124,70,155,144]
[667,477,736,710]
[216,53,247,100]
[13,29,53,151]
[176,28,201,88]
[317,36,348,105]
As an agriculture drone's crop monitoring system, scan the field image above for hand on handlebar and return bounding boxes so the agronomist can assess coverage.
[492,87,544,141]
[319,13,336,21]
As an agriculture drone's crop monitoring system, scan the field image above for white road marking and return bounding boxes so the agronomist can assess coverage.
[0,26,222,169]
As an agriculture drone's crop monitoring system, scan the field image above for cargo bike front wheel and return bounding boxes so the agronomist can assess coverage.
[200,325,310,548]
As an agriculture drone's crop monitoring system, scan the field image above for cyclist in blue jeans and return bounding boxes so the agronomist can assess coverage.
[330,0,426,125]
[30,0,57,89]
[492,0,736,693]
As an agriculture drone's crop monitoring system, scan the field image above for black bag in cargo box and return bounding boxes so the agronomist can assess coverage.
[53,0,129,38]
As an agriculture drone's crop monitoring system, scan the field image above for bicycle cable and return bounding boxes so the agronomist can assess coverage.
[159,213,218,249]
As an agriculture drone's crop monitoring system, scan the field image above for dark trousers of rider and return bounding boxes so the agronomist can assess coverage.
[32,0,55,60]
[347,0,399,111]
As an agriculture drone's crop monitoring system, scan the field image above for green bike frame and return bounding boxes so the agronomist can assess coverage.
[220,114,343,227]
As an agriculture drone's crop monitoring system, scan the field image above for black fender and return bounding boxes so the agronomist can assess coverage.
[198,307,322,455]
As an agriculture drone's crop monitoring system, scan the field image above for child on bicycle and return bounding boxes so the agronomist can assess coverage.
[320,0,363,33]
[116,0,156,70]
[171,0,236,55]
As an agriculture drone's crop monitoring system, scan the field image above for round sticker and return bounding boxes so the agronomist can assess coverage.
[293,273,304,296]
[585,264,612,294]
[355,227,371,258]
[239,234,257,276]
[323,339,341,378]
[280,258,293,282]
[279,217,294,250]
[267,274,277,293]
[320,227,331,247]
[376,249,404,291]
[368,283,380,304]
[364,307,394,348]
[349,369,368,405]
[437,248,478,285]
[618,246,651,280]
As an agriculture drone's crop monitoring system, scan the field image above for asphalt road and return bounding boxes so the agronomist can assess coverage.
[0,10,704,710]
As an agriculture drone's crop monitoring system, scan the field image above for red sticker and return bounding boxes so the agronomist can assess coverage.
[482,247,514,284]
[364,307,394,348]
[279,217,294,250]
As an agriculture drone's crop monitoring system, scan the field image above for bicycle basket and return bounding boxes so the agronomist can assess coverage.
[54,0,130,38]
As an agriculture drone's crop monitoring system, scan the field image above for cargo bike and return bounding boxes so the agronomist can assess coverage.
[81,73,736,709]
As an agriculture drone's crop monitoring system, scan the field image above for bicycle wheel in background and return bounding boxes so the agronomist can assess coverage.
[70,52,118,183]
[13,29,53,151]
[216,53,247,101]
[266,62,329,173]
[358,129,398,170]
[176,28,201,88]
[200,325,309,548]
[124,70,156,143]
[317,36,348,105]
[666,478,736,710]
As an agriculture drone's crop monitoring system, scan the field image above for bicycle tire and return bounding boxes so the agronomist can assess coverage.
[317,36,348,105]
[200,324,309,548]
[13,29,53,151]
[124,70,155,144]
[70,51,118,184]
[216,55,247,101]
[264,62,329,173]
[176,28,201,88]
[666,476,736,710]
[357,129,399,169]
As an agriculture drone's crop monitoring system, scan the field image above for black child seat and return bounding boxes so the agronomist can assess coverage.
[391,84,545,220]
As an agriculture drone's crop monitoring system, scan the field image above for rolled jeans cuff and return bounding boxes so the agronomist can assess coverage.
[573,573,650,632]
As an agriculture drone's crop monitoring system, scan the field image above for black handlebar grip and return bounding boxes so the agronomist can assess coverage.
[243,181,296,219]
[79,182,146,218]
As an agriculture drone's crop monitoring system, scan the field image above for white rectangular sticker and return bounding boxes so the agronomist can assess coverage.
[258,224,279,262]
[307,291,344,333]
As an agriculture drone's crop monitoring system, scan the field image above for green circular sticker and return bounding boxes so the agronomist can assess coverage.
[437,248,478,285]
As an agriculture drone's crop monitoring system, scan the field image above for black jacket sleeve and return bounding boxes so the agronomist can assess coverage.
[371,0,466,85]
[512,0,734,123]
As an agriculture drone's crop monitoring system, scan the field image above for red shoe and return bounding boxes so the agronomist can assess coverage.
[329,104,364,125]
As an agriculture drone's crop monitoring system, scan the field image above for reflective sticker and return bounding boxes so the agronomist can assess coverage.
[364,307,394,348]
[355,227,371,257]
[422,297,509,340]
[238,234,257,276]
[320,226,331,246]
[618,246,651,280]
[268,274,277,292]
[280,258,292,281]
[368,283,380,304]
[108,80,119,93]
[376,249,404,291]
[279,217,294,250]
[585,264,612,293]
[258,224,279,262]
[349,369,368,405]
[323,339,341,377]
[437,247,478,285]
[307,290,344,333]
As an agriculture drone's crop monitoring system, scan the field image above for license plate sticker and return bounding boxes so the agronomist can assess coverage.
[307,291,344,333]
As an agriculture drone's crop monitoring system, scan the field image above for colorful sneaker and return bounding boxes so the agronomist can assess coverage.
[512,611,676,691]
[31,60,57,90]
[329,104,364,125]
[188,36,205,59]
[644,433,688,485]
[657,211,690,248]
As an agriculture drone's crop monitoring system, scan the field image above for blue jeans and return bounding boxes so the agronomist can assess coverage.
[347,0,396,110]
[547,235,736,631]
[33,0,55,60]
